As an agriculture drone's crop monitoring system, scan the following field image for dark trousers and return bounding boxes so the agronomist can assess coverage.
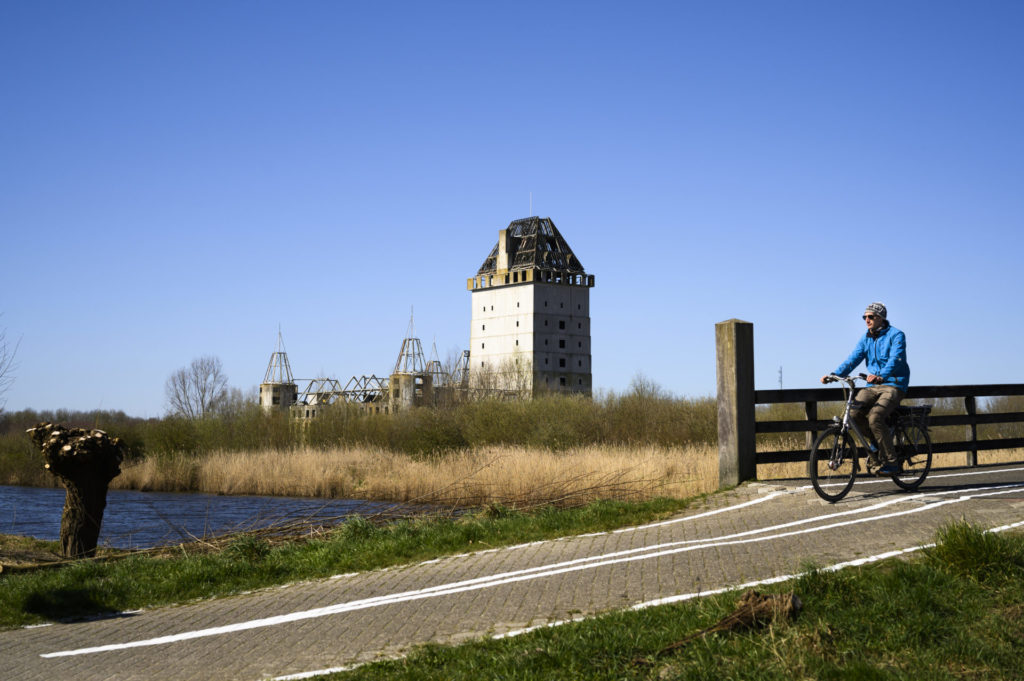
[851,385,904,463]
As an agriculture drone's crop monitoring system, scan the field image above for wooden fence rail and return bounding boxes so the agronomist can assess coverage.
[715,319,1024,488]
[753,383,1024,465]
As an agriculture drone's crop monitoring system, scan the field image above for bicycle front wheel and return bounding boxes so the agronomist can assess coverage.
[891,422,932,491]
[808,427,858,502]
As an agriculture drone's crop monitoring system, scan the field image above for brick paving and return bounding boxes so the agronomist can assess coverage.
[4,465,1024,681]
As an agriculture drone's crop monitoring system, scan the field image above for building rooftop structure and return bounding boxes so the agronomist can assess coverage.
[476,216,586,276]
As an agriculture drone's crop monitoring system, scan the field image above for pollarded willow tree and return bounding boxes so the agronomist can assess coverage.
[28,422,124,558]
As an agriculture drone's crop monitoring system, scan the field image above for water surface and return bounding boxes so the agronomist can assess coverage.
[0,484,409,549]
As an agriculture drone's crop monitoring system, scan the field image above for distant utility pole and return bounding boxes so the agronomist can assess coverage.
[778,366,783,390]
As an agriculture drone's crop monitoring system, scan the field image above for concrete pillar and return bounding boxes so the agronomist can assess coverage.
[497,229,509,271]
[716,319,756,488]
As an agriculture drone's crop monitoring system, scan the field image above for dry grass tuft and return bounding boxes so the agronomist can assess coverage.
[114,444,720,509]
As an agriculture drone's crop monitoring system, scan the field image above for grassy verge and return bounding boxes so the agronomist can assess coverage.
[0,496,695,630]
[324,522,1024,680]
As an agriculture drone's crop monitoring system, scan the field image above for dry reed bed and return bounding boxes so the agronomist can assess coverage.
[112,445,1024,509]
[113,445,720,509]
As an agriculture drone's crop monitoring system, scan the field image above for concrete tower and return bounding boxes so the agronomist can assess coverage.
[466,216,595,395]
[259,331,298,412]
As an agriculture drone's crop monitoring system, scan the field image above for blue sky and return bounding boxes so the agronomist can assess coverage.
[2,1,1022,417]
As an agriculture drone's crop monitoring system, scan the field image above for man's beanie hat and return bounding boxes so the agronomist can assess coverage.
[865,302,887,319]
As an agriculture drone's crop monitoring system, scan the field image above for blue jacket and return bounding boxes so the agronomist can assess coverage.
[834,324,910,392]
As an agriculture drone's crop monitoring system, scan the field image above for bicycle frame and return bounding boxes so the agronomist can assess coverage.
[832,376,876,460]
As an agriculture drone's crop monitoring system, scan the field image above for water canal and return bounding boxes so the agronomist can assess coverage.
[0,484,410,549]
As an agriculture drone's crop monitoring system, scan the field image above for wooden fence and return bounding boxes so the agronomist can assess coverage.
[716,319,1024,487]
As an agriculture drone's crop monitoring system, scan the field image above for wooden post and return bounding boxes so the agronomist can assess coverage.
[716,319,756,488]
[804,401,818,450]
[965,395,978,467]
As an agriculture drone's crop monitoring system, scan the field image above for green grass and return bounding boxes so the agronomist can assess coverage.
[0,496,694,629]
[320,522,1024,681]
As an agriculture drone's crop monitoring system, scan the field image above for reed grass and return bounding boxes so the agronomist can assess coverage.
[113,444,720,508]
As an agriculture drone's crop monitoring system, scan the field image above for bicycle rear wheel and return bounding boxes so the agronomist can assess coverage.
[808,427,858,502]
[891,422,932,491]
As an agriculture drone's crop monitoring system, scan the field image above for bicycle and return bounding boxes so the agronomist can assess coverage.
[808,373,933,503]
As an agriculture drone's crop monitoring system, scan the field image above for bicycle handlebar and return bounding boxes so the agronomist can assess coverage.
[823,373,870,386]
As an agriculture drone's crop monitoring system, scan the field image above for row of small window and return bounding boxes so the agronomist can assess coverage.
[481,301,585,312]
[481,320,584,331]
[479,358,586,369]
[474,272,588,288]
[481,339,585,350]
[548,377,586,387]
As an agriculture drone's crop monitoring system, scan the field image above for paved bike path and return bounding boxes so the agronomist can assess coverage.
[5,465,1024,681]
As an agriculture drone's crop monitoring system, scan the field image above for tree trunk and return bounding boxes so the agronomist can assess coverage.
[59,476,111,559]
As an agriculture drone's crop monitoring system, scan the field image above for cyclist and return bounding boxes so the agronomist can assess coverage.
[821,302,910,475]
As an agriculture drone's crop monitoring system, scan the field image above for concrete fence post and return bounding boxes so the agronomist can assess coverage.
[716,319,756,488]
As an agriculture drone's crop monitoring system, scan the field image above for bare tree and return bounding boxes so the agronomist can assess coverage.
[165,356,229,418]
[0,322,19,412]
[497,350,533,397]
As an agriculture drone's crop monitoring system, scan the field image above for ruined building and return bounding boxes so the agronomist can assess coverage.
[259,215,595,414]
[259,331,298,412]
[259,324,432,417]
[467,216,595,395]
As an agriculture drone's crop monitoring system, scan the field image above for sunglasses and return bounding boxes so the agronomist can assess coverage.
[863,314,878,320]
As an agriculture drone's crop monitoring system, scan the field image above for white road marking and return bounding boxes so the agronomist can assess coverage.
[501,516,1024,626]
[270,663,366,680]
[811,464,1024,491]
[41,480,1024,659]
